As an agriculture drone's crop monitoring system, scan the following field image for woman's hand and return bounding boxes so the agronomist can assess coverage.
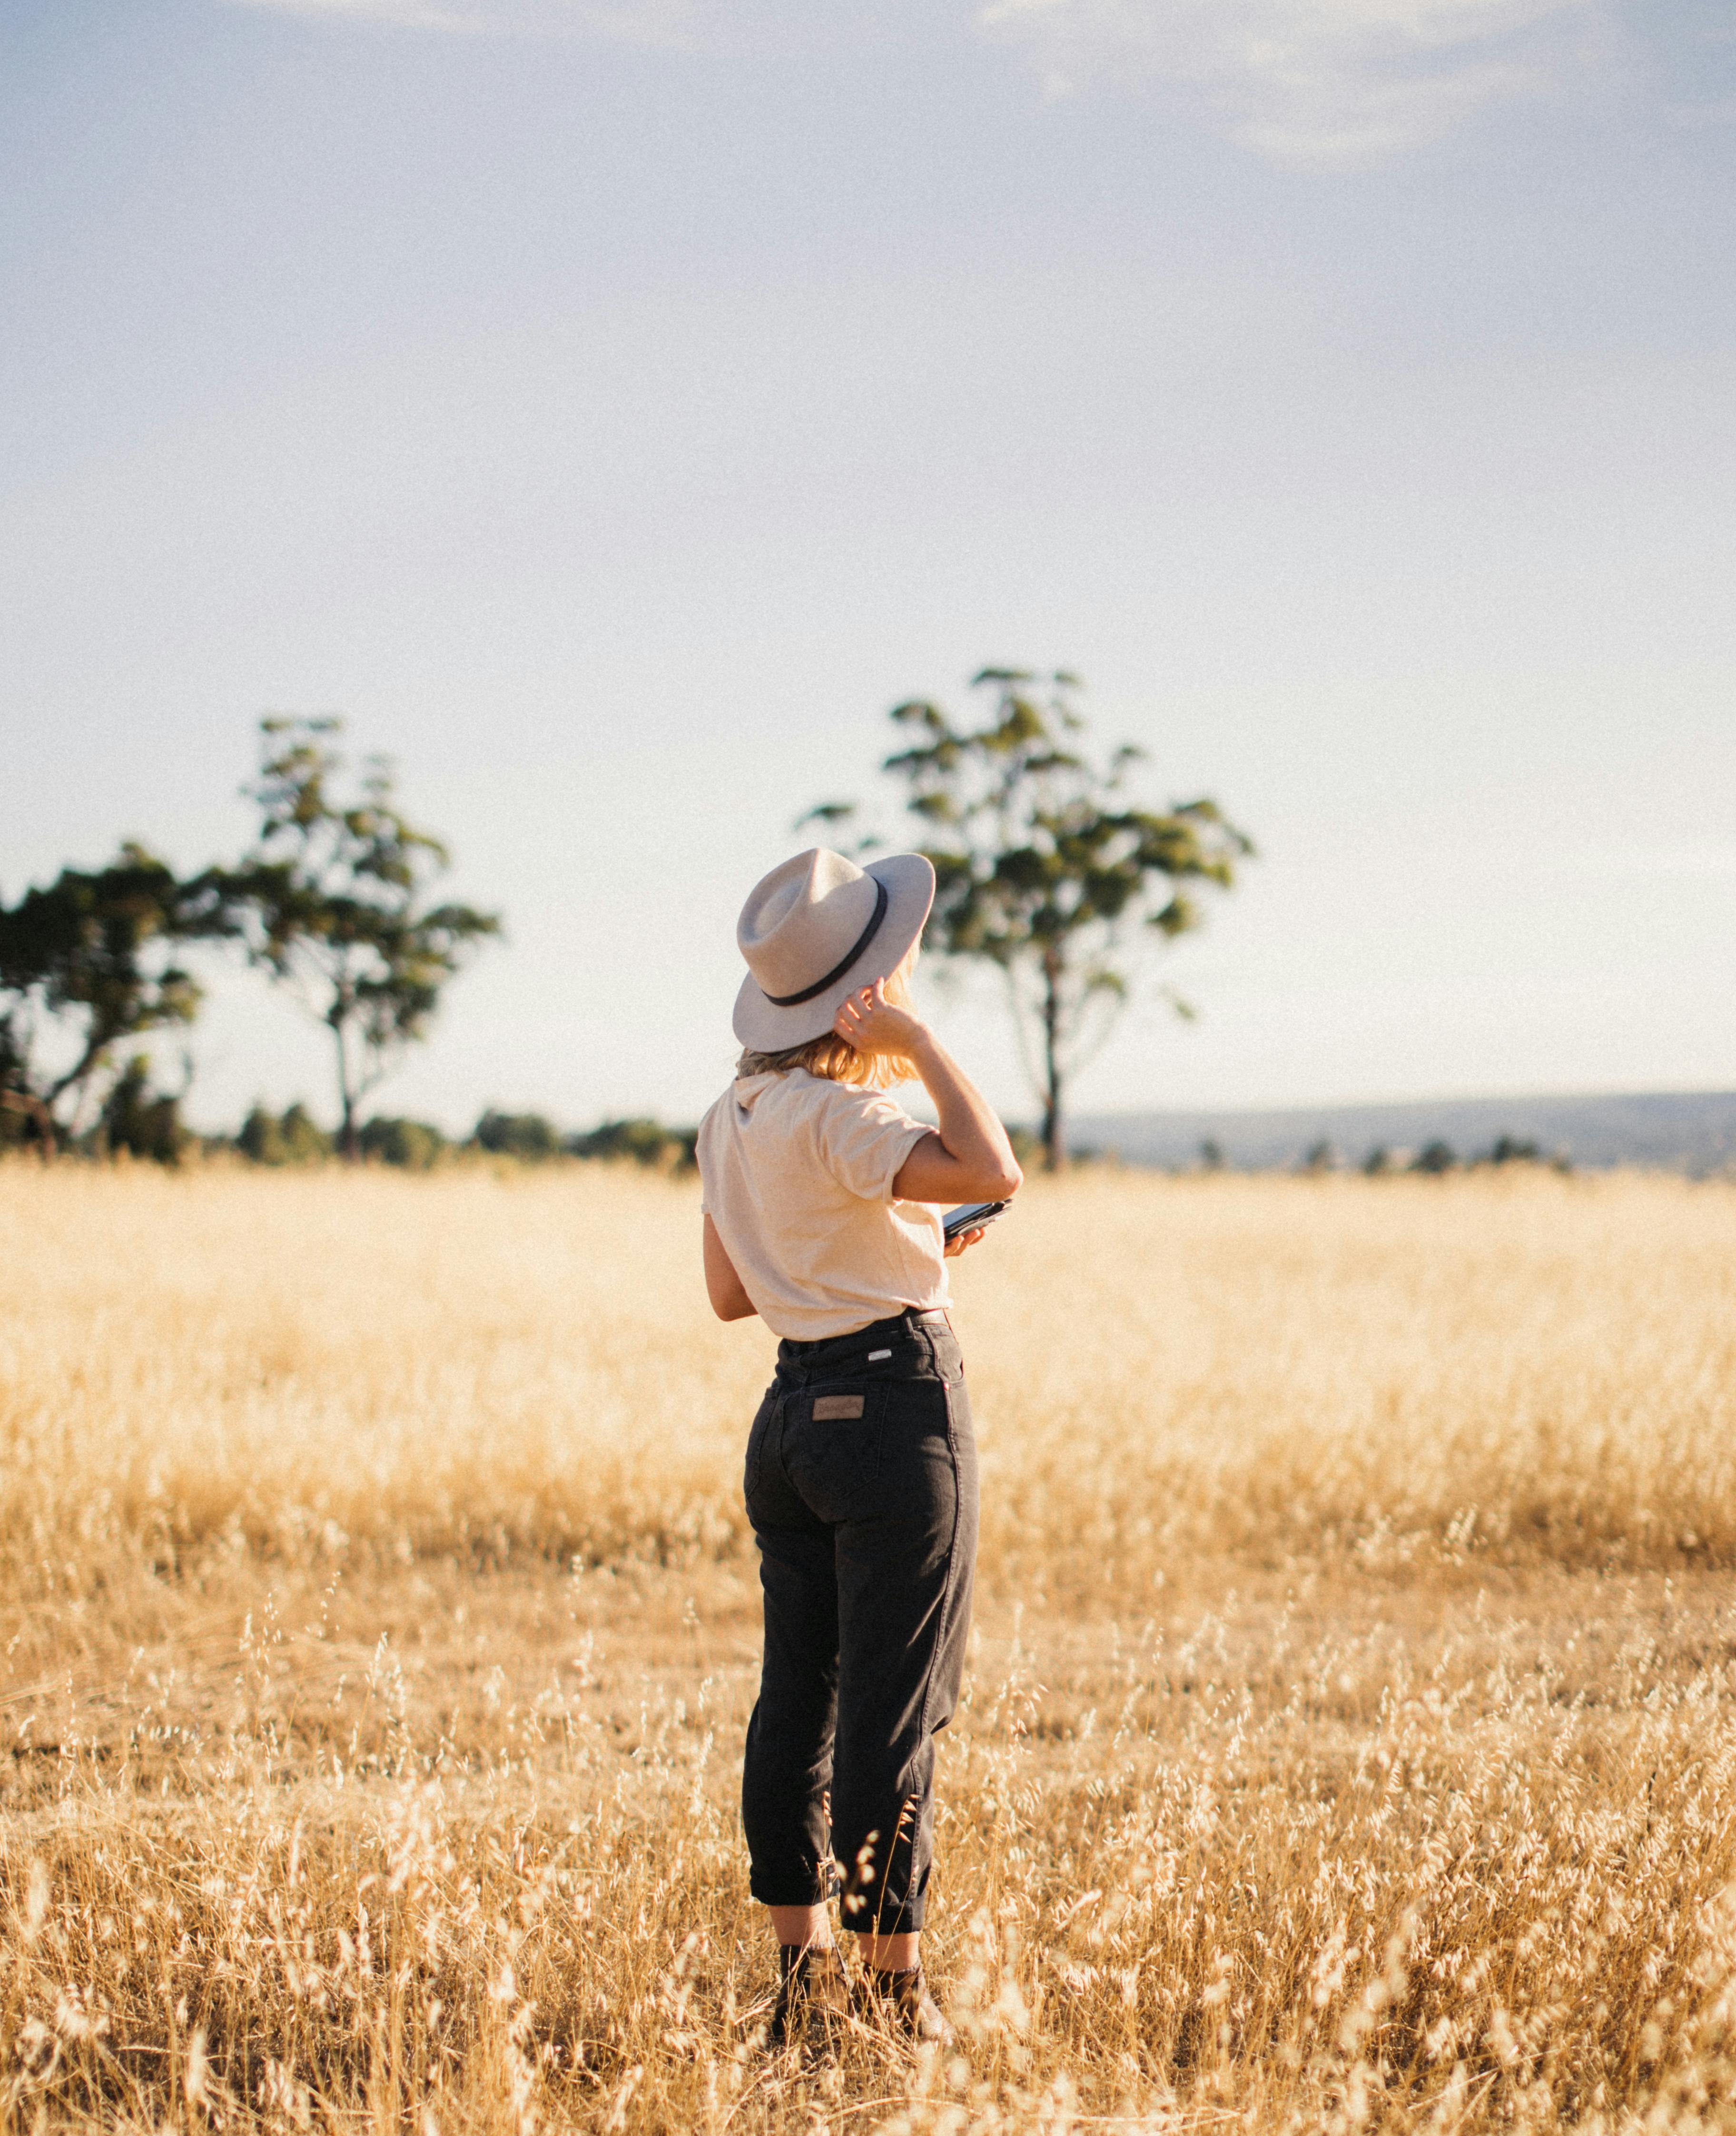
[832,978,929,1060]
[943,1225,986,1260]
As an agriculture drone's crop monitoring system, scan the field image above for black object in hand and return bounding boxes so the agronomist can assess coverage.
[942,1200,1009,1241]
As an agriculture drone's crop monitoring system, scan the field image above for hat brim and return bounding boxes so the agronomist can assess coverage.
[731,851,937,1053]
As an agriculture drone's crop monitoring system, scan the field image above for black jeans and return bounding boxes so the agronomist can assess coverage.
[741,1307,978,1938]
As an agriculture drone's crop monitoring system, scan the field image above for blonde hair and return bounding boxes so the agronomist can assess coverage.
[736,961,917,1091]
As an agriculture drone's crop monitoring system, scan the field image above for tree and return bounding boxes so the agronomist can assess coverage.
[804,670,1253,1172]
[0,845,233,1152]
[224,719,501,1160]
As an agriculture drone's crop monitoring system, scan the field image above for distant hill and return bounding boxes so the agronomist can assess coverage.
[1067,1090,1736,1176]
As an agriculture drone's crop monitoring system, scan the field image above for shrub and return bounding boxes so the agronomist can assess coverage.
[356,1116,446,1169]
[237,1101,333,1166]
[91,1056,187,1165]
[473,1109,562,1162]
[566,1117,697,1171]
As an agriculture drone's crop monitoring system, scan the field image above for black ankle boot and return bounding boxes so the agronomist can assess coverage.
[860,1964,951,2043]
[768,1944,851,2047]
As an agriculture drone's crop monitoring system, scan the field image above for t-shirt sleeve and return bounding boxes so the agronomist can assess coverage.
[813,1085,935,1202]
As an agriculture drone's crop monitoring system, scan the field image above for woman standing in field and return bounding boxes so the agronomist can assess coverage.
[698,846,1022,2047]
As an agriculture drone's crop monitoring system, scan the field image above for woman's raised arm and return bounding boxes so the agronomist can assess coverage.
[832,980,1024,1206]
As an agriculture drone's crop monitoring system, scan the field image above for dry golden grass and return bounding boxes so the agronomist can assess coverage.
[4,1163,1736,2131]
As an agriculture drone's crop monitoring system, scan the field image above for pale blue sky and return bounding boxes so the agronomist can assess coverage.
[3,0,1734,1132]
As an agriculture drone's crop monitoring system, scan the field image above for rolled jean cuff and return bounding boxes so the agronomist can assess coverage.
[844,1897,923,1936]
[750,1870,836,1907]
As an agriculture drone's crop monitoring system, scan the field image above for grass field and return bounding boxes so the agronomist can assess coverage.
[4,1163,1736,2131]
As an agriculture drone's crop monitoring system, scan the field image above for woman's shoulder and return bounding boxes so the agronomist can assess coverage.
[781,1069,911,1121]
[715,1067,917,1142]
[790,1077,929,1171]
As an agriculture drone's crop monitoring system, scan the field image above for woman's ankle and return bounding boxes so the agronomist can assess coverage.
[768,1900,833,1951]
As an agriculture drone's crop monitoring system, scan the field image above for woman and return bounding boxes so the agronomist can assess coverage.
[697,846,1023,2046]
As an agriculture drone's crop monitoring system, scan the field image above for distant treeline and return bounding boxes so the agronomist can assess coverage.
[1069,1090,1736,1177]
[1188,1133,1568,1177]
[238,1105,699,1172]
[0,1089,698,1172]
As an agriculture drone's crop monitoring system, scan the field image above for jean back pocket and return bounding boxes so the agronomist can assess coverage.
[787,1379,890,1522]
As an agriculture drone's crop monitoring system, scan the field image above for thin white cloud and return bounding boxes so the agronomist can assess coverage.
[220,0,703,51]
[976,0,1618,166]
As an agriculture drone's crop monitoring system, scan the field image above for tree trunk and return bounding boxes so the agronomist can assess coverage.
[45,1029,110,1126]
[1041,946,1066,1174]
[334,1019,360,1162]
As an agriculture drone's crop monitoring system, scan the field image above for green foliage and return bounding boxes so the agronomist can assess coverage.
[237,1101,333,1166]
[566,1117,697,1171]
[1411,1140,1459,1175]
[0,844,234,1145]
[357,1115,447,1169]
[473,1109,562,1162]
[221,719,501,1159]
[805,671,1252,1169]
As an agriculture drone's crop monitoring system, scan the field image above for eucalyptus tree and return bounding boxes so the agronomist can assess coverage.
[805,670,1253,1171]
[224,718,501,1159]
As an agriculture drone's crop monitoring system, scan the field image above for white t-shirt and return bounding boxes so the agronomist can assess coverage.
[697,1068,947,1340]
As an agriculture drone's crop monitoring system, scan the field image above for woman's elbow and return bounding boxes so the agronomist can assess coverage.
[966,1157,1023,1201]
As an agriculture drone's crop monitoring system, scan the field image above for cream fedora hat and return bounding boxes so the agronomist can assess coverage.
[732,846,936,1052]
